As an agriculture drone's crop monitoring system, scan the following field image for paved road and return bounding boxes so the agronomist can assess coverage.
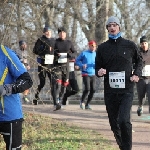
[23,104,150,150]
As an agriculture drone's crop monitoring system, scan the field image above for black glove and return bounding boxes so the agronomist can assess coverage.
[0,84,13,96]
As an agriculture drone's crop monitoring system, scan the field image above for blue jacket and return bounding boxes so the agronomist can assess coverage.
[0,46,27,122]
[75,50,96,76]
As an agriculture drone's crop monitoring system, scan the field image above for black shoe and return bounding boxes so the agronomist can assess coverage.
[35,93,39,99]
[53,104,61,111]
[33,99,38,105]
[137,106,143,116]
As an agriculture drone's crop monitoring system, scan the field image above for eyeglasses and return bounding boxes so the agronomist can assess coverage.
[107,23,118,27]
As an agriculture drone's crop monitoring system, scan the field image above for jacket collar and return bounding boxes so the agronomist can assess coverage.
[108,36,122,43]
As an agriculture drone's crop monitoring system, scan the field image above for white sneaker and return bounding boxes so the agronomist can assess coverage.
[80,101,85,109]
[61,105,66,109]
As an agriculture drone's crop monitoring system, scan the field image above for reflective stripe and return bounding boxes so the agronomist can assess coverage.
[0,132,10,135]
[9,123,13,150]
[0,67,8,113]
[0,67,8,85]
[0,45,18,113]
[1,45,19,71]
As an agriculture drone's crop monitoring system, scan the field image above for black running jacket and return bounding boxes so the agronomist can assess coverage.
[95,37,143,93]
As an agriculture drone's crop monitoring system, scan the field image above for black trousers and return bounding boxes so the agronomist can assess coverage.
[62,71,79,105]
[105,93,133,150]
[136,78,150,107]
[52,65,69,105]
[81,76,96,106]
[0,120,23,150]
[36,65,55,103]
[37,65,51,92]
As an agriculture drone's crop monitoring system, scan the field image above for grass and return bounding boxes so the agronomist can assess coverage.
[0,112,117,150]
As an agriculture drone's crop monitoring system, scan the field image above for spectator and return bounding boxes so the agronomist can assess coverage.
[32,26,55,105]
[136,36,150,116]
[75,40,96,110]
[17,40,31,103]
[95,16,142,150]
[0,44,33,150]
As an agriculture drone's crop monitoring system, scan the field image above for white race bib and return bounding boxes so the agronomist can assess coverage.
[44,54,54,64]
[69,62,74,72]
[109,71,125,88]
[142,65,150,76]
[58,53,67,63]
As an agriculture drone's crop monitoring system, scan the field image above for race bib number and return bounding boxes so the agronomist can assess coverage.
[69,62,74,72]
[58,53,67,63]
[44,54,54,64]
[109,71,125,88]
[142,65,150,76]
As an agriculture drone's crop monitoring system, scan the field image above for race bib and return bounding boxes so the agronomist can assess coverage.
[69,62,74,72]
[109,71,125,88]
[44,54,54,64]
[58,53,67,63]
[142,65,150,76]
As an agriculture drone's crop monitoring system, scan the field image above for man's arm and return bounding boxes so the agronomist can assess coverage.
[75,52,83,69]
[33,38,46,55]
[67,41,77,58]
[132,43,143,77]
[95,45,104,77]
[0,72,33,96]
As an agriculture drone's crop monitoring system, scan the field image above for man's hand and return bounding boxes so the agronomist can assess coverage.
[130,75,139,82]
[82,64,87,69]
[75,65,80,70]
[98,68,106,76]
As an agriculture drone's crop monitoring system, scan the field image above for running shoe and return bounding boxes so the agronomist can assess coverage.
[53,103,61,111]
[137,106,143,116]
[32,99,38,105]
[85,105,92,110]
[80,102,85,109]
[23,96,30,103]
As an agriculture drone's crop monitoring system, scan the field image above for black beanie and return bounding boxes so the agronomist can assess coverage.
[19,40,26,46]
[140,36,147,43]
[43,26,51,33]
[58,27,66,33]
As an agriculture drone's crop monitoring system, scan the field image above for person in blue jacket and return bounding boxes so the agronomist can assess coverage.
[75,40,97,109]
[0,45,33,150]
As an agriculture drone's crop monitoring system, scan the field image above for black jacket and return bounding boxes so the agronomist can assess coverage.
[54,38,76,67]
[140,47,150,66]
[139,47,150,79]
[95,37,143,93]
[33,35,55,65]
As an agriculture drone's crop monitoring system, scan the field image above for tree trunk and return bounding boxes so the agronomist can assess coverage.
[95,0,109,44]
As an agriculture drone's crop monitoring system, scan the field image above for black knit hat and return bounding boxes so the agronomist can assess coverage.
[140,36,147,43]
[43,26,51,33]
[58,27,66,33]
[19,40,26,46]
